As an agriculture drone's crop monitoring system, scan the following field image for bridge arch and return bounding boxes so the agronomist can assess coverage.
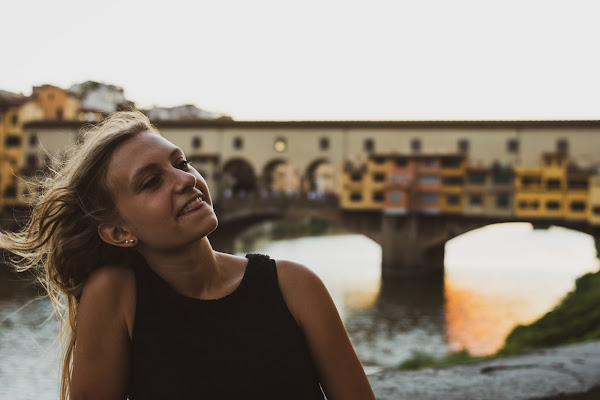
[262,158,286,192]
[304,158,338,195]
[260,158,301,195]
[221,157,257,196]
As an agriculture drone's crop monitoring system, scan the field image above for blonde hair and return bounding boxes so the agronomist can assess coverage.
[0,110,158,400]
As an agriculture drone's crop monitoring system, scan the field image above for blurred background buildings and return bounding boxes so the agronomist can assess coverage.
[2,81,600,276]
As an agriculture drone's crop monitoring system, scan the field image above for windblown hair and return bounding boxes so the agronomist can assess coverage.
[0,110,158,400]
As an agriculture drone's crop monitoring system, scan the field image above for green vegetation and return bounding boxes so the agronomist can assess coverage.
[397,349,488,370]
[397,268,600,370]
[498,269,600,356]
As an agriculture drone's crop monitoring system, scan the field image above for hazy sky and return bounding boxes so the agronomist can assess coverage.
[2,0,599,120]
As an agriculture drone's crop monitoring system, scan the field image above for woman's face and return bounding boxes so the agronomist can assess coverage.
[106,131,218,250]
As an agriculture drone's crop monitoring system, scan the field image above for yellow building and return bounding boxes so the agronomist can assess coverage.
[340,155,389,210]
[0,86,79,210]
[440,155,466,214]
[32,85,80,120]
[514,165,544,218]
[564,165,592,221]
[588,176,600,225]
[0,92,37,207]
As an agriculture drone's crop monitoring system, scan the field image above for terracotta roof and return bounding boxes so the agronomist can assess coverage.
[0,90,29,108]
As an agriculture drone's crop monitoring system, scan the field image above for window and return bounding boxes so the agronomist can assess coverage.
[546,201,561,210]
[350,192,362,202]
[570,201,586,212]
[390,191,402,202]
[395,158,407,167]
[372,156,386,165]
[557,139,568,154]
[233,137,244,150]
[422,158,436,167]
[458,139,469,154]
[372,191,385,202]
[568,178,588,190]
[5,136,21,147]
[496,193,509,208]
[420,193,438,204]
[518,200,528,209]
[531,200,540,209]
[507,139,519,153]
[391,173,407,183]
[420,175,438,184]
[493,173,511,185]
[442,157,462,168]
[29,133,38,147]
[274,137,287,152]
[446,194,460,206]
[364,139,374,152]
[373,172,386,182]
[319,137,329,150]
[469,194,482,206]
[593,206,600,215]
[443,176,463,186]
[468,174,486,185]
[11,114,18,126]
[522,176,541,186]
[192,136,202,149]
[56,108,63,120]
[350,172,363,182]
[546,179,562,190]
[411,139,421,153]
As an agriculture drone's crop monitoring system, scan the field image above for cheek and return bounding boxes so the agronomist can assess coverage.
[119,194,173,232]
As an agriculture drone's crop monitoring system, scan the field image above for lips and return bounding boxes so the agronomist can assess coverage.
[178,196,204,216]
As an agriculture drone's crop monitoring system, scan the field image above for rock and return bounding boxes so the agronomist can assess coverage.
[368,340,600,400]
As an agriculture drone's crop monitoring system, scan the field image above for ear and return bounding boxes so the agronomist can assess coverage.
[98,222,137,247]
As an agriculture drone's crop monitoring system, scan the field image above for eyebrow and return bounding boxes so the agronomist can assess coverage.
[130,148,183,189]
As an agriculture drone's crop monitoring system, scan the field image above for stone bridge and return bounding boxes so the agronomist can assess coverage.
[209,195,600,279]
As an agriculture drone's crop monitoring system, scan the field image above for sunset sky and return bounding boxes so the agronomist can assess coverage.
[2,0,599,120]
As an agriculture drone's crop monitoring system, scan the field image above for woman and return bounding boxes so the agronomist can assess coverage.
[1,111,375,399]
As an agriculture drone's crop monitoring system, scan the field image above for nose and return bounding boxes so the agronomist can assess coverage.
[172,168,197,193]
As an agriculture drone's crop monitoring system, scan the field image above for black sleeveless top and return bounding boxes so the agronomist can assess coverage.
[130,254,325,400]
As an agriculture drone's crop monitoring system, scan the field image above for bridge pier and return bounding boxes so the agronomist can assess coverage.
[381,214,445,279]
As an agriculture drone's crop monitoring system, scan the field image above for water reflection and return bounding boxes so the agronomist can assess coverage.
[344,278,447,370]
[444,223,600,355]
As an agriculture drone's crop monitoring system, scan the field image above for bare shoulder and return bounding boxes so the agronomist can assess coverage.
[274,259,330,327]
[82,264,135,306]
[72,264,135,398]
[84,264,135,292]
[80,264,136,338]
[275,259,324,291]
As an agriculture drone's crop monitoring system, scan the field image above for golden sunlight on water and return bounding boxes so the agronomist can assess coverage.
[444,278,545,355]
[444,223,600,356]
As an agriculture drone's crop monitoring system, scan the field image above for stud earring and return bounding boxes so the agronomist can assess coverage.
[125,239,136,245]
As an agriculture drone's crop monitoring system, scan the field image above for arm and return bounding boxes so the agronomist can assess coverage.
[70,265,136,400]
[276,260,376,400]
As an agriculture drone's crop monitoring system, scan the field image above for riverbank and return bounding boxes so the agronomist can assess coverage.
[368,340,600,400]
[397,268,600,371]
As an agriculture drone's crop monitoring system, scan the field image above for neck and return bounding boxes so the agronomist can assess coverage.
[137,236,223,299]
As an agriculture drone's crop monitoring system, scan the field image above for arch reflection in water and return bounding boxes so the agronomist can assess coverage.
[345,277,447,371]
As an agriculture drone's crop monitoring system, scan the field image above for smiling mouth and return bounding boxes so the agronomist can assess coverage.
[178,196,204,216]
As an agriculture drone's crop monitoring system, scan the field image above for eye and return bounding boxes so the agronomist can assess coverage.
[177,159,192,170]
[142,176,161,190]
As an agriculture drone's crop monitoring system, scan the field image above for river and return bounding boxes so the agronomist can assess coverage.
[1,223,598,399]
